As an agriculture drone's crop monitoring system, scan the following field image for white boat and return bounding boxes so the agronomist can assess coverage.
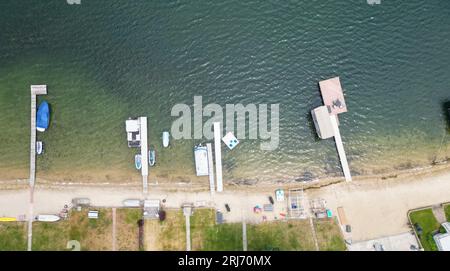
[162,131,170,148]
[194,145,209,176]
[36,214,60,222]
[36,141,43,155]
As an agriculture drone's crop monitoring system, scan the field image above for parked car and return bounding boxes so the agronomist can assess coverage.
[225,204,231,212]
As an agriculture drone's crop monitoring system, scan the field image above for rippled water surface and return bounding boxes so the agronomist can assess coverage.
[0,0,449,183]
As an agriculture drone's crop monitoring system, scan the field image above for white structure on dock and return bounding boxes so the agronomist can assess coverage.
[125,117,148,193]
[311,77,352,182]
[213,122,223,192]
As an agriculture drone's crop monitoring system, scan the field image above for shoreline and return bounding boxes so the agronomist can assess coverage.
[1,160,449,192]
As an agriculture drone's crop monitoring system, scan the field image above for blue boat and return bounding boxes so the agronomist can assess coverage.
[148,147,156,166]
[135,154,142,170]
[36,100,50,132]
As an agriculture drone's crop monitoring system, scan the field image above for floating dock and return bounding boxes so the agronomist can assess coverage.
[312,77,352,182]
[213,122,223,192]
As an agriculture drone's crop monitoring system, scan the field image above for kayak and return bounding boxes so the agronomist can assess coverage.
[36,214,60,222]
[36,141,43,155]
[148,147,156,166]
[36,100,50,132]
[0,217,17,222]
[135,154,142,170]
[162,131,170,148]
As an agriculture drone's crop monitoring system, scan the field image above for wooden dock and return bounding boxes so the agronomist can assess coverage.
[317,77,352,182]
[28,85,47,251]
[139,117,148,194]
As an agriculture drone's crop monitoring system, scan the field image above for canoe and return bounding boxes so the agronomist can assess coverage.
[36,141,43,155]
[162,131,170,147]
[36,214,60,222]
[36,100,50,132]
[149,148,156,166]
[0,217,17,222]
[135,154,142,170]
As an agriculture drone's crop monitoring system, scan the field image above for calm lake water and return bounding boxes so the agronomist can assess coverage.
[0,0,449,184]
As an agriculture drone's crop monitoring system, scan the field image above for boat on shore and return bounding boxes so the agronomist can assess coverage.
[36,141,43,155]
[36,100,50,132]
[149,147,156,166]
[36,214,60,222]
[135,154,142,170]
[0,217,17,222]
[162,131,170,147]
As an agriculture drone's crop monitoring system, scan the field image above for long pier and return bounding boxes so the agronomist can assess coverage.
[140,117,148,194]
[213,122,223,192]
[28,85,47,251]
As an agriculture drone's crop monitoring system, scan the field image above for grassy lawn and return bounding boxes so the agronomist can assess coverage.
[116,208,141,251]
[409,209,440,251]
[191,209,242,251]
[314,218,346,251]
[0,222,27,251]
[445,204,450,222]
[247,220,315,251]
[32,208,112,251]
[144,209,186,251]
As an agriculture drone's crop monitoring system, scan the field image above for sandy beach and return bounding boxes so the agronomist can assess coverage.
[0,165,449,243]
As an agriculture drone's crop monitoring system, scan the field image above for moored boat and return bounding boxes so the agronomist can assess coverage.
[36,100,50,132]
[162,131,170,148]
[36,141,43,155]
[149,147,156,166]
[135,154,142,170]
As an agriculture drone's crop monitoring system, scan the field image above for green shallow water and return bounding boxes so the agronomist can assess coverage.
[0,0,449,183]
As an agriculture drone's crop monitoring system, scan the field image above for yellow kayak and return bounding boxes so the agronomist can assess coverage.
[0,217,17,222]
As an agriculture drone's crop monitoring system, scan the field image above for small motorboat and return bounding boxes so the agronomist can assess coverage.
[36,141,44,155]
[148,147,156,166]
[135,154,142,170]
[162,131,170,148]
[36,100,50,132]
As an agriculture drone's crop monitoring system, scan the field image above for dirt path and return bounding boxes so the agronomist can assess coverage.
[112,208,117,251]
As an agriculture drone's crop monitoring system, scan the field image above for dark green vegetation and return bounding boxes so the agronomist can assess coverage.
[409,209,441,251]
[32,209,112,251]
[0,222,27,251]
[191,209,242,251]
